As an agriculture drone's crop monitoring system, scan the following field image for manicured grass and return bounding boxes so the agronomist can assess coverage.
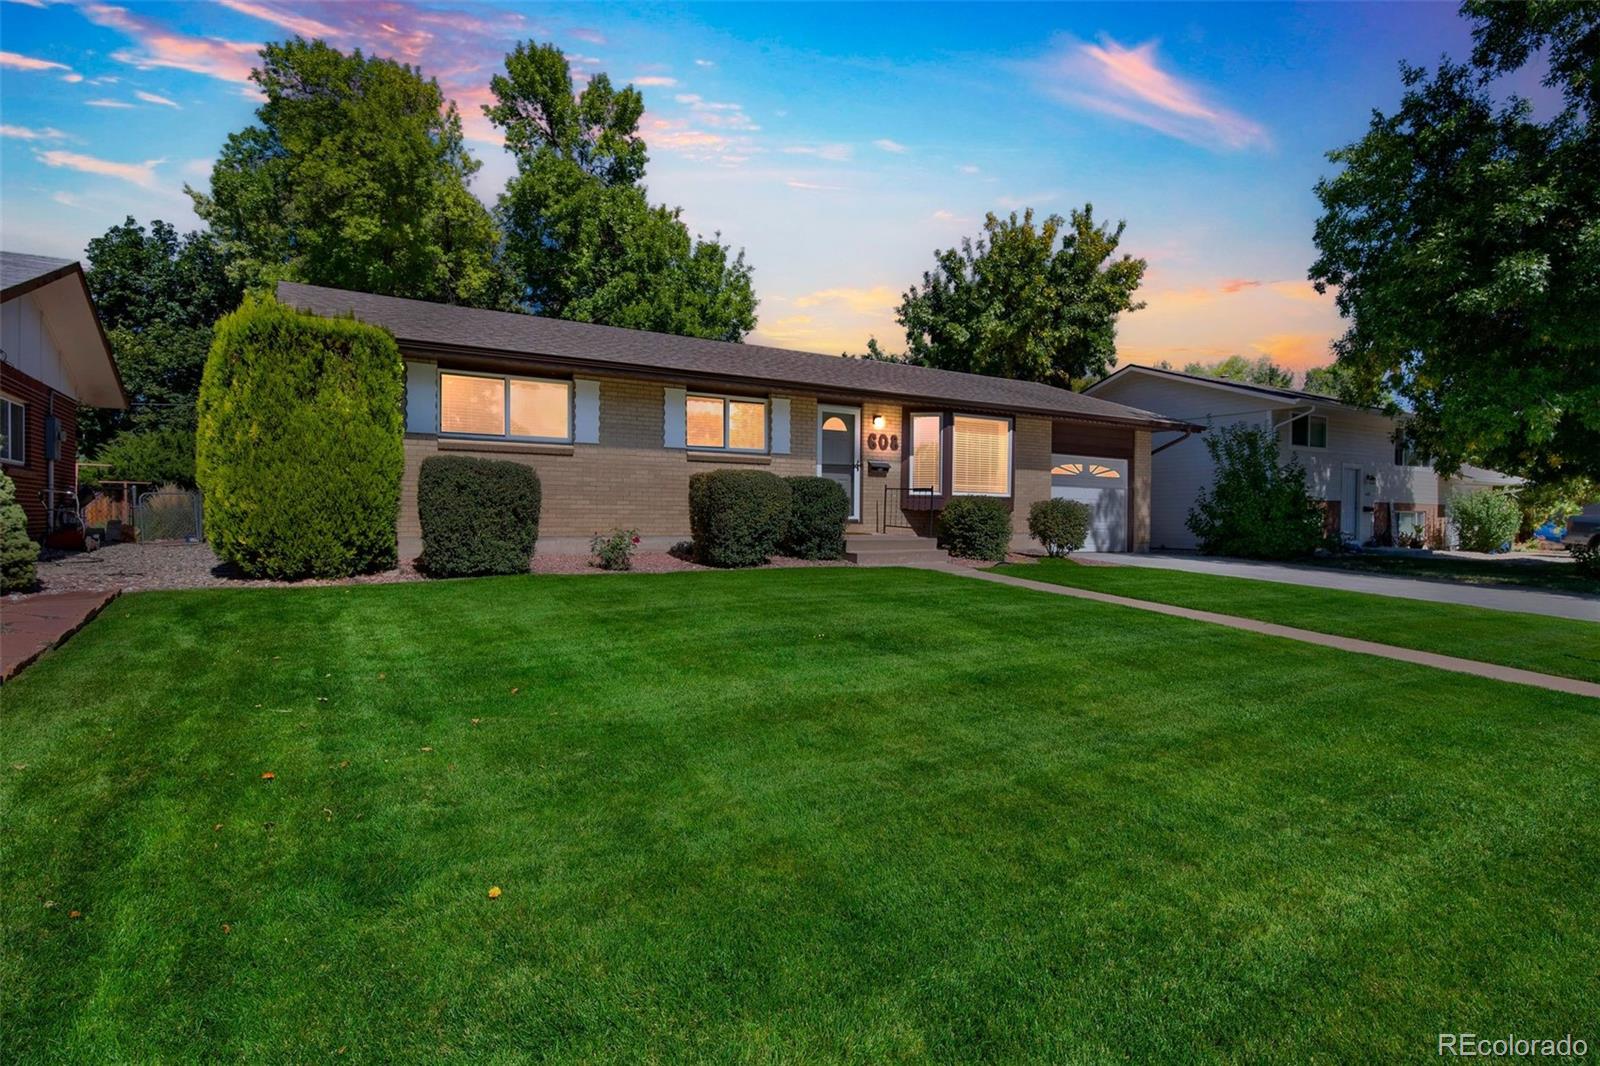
[992,558,1600,683]
[1305,551,1597,594]
[3,569,1596,1062]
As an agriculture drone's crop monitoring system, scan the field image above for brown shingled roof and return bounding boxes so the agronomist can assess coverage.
[277,282,1194,430]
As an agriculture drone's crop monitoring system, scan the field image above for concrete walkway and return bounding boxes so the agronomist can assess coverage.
[1072,552,1600,622]
[938,566,1600,699]
[1,590,118,682]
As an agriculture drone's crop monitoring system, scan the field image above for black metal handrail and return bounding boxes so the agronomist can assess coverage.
[880,486,942,532]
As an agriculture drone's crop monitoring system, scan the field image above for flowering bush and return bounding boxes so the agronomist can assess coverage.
[591,528,640,571]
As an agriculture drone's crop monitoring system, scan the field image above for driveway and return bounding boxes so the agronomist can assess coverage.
[1074,552,1600,622]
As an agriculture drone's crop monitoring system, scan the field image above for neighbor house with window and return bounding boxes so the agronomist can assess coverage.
[1084,364,1519,549]
[1,253,127,538]
[279,283,1197,556]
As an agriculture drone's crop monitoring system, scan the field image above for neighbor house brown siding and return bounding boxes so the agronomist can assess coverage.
[0,361,77,538]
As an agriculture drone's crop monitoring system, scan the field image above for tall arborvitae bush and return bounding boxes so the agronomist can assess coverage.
[196,297,404,578]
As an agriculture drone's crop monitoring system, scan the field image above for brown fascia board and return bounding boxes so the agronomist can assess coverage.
[0,260,80,303]
[401,339,1200,432]
[2,262,129,408]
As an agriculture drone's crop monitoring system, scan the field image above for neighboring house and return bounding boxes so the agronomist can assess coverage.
[0,253,126,538]
[1084,365,1518,550]
[278,283,1197,556]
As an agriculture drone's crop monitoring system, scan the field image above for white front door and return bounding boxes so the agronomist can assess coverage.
[1050,454,1129,551]
[817,405,861,521]
[1340,466,1362,540]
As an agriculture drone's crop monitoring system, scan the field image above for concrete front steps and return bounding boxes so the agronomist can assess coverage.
[844,532,951,567]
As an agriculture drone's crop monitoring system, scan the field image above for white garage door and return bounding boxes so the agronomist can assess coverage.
[1050,453,1128,552]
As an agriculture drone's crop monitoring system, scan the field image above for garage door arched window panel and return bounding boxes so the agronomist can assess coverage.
[952,415,1011,496]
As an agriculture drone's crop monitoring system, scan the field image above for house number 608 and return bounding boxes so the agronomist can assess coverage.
[865,433,899,452]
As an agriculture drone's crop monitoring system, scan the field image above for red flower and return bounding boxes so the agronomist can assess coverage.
[631,536,640,544]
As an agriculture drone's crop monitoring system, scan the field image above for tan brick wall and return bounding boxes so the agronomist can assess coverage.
[401,376,817,542]
[1131,429,1152,552]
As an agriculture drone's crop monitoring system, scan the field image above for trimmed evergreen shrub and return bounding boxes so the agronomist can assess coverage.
[783,476,849,559]
[1449,489,1520,553]
[689,469,791,567]
[1186,423,1323,559]
[939,496,1013,561]
[196,296,404,579]
[418,456,541,576]
[1028,498,1092,557]
[1,470,38,593]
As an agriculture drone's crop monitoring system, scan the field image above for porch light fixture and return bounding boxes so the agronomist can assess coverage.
[871,414,885,429]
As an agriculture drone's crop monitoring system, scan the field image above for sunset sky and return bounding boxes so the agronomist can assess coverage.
[1,1,1497,374]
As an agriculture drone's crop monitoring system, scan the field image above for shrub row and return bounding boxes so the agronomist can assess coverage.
[689,471,849,567]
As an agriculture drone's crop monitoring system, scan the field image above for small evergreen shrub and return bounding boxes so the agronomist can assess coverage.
[689,470,791,568]
[939,496,1013,561]
[1186,423,1323,559]
[1,470,38,593]
[1449,490,1520,553]
[1028,498,1092,557]
[195,296,404,579]
[1569,542,1599,579]
[418,456,541,576]
[591,528,640,571]
[783,476,849,559]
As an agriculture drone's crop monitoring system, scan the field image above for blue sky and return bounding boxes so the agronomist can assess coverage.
[0,1,1488,369]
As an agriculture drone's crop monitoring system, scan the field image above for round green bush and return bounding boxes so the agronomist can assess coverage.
[1448,489,1520,553]
[689,469,791,568]
[418,455,541,576]
[939,496,1013,561]
[783,476,849,559]
[1028,498,1092,557]
[196,296,404,579]
[1,470,38,593]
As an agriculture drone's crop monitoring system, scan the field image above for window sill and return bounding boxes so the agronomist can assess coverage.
[686,450,772,465]
[438,438,575,456]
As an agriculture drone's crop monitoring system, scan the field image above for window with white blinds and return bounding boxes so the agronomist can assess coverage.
[686,394,767,452]
[909,413,941,493]
[439,372,571,441]
[952,415,1010,495]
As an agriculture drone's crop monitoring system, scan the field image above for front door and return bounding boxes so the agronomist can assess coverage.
[817,406,861,521]
[1340,466,1361,541]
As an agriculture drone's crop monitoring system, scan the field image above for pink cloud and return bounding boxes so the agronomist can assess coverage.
[83,3,262,83]
[214,0,342,40]
[35,148,164,188]
[0,50,71,72]
[1218,278,1261,294]
[1038,37,1268,151]
[633,75,677,87]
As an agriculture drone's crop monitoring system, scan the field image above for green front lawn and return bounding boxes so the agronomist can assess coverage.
[1303,551,1597,594]
[4,569,1596,1061]
[994,558,1600,683]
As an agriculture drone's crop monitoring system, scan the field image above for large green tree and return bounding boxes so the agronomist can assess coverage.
[896,207,1146,386]
[78,218,243,482]
[487,42,757,340]
[192,38,507,308]
[1309,1,1600,481]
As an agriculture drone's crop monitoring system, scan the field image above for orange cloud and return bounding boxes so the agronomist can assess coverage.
[1250,333,1332,371]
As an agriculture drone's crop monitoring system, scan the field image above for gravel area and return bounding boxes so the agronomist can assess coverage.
[10,541,850,599]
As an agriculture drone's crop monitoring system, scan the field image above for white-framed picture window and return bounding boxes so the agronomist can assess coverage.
[0,395,24,465]
[951,414,1012,496]
[686,394,768,452]
[438,371,572,442]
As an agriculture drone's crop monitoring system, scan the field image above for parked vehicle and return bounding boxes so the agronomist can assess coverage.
[1561,503,1600,548]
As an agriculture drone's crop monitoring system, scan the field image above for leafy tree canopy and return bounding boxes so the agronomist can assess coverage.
[1309,1,1600,481]
[488,43,757,340]
[80,218,241,457]
[1299,363,1357,399]
[896,207,1146,386]
[193,38,507,308]
[1180,354,1295,389]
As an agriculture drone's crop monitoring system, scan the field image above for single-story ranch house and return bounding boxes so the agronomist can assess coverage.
[1,253,127,538]
[279,283,1199,557]
[1084,364,1520,550]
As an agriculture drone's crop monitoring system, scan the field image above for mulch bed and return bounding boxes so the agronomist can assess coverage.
[8,542,848,600]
